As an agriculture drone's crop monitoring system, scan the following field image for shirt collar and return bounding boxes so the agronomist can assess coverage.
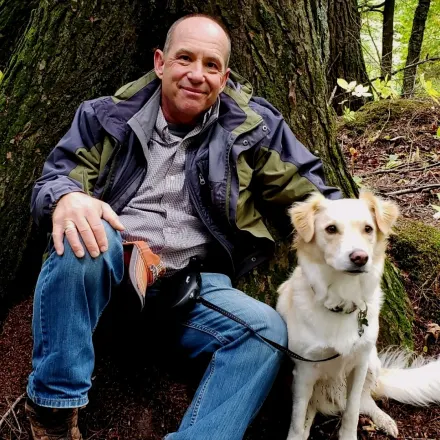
[155,96,220,140]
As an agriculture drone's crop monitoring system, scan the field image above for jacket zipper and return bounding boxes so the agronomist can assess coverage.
[189,168,235,274]
[100,135,147,211]
[100,136,122,202]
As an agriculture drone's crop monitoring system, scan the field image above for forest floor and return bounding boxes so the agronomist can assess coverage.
[0,98,439,440]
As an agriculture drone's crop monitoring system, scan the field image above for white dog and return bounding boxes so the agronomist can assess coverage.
[276,192,440,440]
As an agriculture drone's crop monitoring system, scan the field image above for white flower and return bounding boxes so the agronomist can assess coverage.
[352,84,372,97]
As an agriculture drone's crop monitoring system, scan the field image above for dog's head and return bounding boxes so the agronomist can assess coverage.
[289,192,399,273]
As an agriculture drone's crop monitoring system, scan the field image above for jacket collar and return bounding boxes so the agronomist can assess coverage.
[92,70,262,143]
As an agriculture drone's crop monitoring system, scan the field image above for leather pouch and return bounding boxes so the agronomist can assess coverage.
[122,241,166,310]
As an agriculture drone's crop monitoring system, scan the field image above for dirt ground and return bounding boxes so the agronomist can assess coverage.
[0,99,439,439]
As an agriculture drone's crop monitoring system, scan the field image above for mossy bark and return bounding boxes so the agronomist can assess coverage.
[379,259,414,349]
[0,0,168,309]
[0,0,39,70]
[327,0,369,112]
[0,1,410,348]
[390,219,440,288]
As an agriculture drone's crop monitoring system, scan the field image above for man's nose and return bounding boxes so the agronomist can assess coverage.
[349,249,369,267]
[187,62,204,82]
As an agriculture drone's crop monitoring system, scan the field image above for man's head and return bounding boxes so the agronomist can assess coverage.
[154,14,231,125]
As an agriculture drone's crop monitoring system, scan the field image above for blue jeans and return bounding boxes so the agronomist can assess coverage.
[27,221,287,440]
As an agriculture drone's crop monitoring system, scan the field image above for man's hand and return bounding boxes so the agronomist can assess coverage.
[52,192,125,258]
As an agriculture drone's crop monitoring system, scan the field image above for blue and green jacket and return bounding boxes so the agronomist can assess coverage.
[32,71,341,278]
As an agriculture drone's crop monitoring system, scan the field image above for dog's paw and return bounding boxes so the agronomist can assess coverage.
[286,434,305,440]
[338,426,357,440]
[337,433,357,440]
[286,428,306,440]
[373,412,398,438]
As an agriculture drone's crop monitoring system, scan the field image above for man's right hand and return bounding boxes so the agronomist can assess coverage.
[52,192,125,258]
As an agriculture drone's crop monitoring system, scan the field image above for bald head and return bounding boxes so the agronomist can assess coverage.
[163,14,231,67]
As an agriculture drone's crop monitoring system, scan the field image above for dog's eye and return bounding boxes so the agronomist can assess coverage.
[325,225,338,234]
[365,225,373,234]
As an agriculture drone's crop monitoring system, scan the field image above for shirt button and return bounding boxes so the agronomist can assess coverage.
[251,257,257,262]
[262,126,268,132]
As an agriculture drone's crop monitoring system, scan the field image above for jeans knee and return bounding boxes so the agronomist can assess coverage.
[60,220,123,283]
[252,303,288,348]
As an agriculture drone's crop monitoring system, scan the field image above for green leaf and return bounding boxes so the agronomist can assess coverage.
[337,78,349,90]
[0,71,3,84]
[437,127,440,138]
[431,204,440,212]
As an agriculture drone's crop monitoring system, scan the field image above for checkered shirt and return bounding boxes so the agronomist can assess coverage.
[119,105,218,274]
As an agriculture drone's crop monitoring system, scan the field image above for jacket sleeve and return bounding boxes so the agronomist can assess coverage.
[31,100,104,227]
[254,116,342,205]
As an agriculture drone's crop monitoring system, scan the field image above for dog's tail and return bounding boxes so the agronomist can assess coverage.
[374,348,440,406]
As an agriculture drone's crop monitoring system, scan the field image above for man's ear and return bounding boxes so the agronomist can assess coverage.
[154,49,165,79]
[220,68,230,92]
[360,192,399,236]
[288,193,324,243]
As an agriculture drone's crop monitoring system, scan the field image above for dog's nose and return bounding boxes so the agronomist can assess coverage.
[349,250,369,267]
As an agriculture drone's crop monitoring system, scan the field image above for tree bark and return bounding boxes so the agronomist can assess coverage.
[0,0,170,311]
[0,0,39,71]
[402,0,431,97]
[0,0,410,348]
[327,0,369,111]
[380,0,395,79]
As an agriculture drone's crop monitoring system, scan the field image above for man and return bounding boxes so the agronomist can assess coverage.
[26,13,341,440]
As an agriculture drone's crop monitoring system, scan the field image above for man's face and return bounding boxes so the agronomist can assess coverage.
[154,17,230,125]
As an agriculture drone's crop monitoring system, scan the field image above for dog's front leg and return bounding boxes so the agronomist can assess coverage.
[338,350,371,440]
[287,364,318,440]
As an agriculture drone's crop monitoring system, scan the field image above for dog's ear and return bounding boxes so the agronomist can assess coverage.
[360,192,399,235]
[289,193,324,242]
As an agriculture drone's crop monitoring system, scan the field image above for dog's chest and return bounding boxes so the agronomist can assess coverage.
[316,311,369,355]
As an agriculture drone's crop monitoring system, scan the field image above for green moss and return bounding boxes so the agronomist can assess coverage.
[379,259,414,349]
[236,240,295,307]
[390,219,440,287]
[339,98,433,131]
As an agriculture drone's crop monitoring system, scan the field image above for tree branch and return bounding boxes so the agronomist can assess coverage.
[0,394,25,430]
[361,161,440,177]
[370,56,440,82]
[383,183,440,196]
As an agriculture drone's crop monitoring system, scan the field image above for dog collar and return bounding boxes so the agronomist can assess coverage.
[328,302,369,337]
[328,304,357,314]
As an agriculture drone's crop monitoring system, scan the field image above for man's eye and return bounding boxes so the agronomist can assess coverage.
[207,62,218,69]
[325,225,338,234]
[179,55,190,61]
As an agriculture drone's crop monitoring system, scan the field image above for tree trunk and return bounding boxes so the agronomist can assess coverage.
[0,0,172,314]
[0,0,39,71]
[0,1,410,346]
[402,0,431,97]
[381,0,395,79]
[327,0,369,111]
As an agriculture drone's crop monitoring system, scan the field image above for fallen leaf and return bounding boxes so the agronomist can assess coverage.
[426,323,440,341]
[424,322,440,351]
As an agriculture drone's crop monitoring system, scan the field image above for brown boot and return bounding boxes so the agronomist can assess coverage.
[25,398,83,440]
